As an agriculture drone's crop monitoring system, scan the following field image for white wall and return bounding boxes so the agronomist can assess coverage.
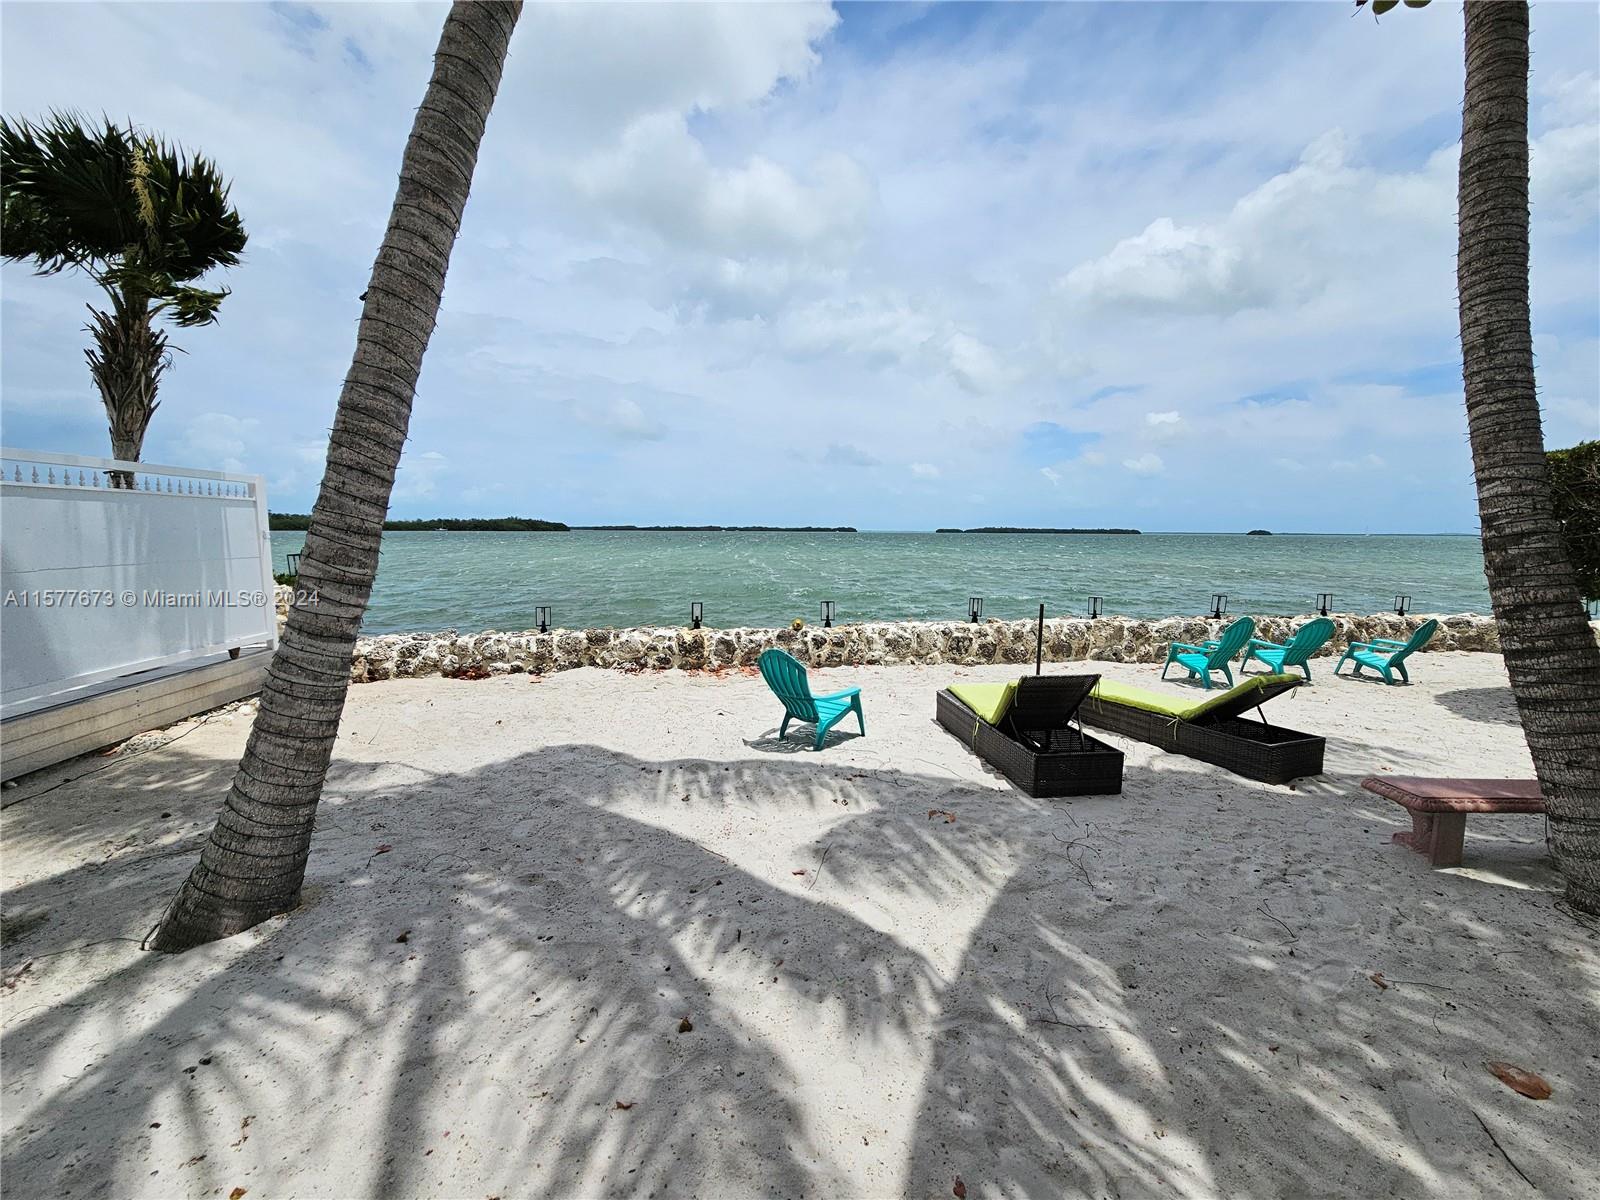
[1,449,277,718]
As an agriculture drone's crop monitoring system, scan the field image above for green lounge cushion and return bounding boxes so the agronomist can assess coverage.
[948,681,1018,725]
[1090,674,1298,721]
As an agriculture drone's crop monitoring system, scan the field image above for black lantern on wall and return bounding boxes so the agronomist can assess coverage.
[968,596,984,623]
[1316,593,1334,617]
[535,606,550,634]
[1394,594,1412,617]
[690,601,703,630]
[1210,593,1228,620]
[821,600,836,628]
[1087,596,1103,619]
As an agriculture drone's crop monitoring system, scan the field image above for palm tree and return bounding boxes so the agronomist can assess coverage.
[151,0,524,951]
[1359,0,1600,913]
[1455,1,1600,912]
[1,114,246,479]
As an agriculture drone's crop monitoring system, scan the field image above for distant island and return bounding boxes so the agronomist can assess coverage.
[269,513,568,531]
[1247,529,1273,536]
[935,526,1141,535]
[573,525,857,532]
[269,515,858,532]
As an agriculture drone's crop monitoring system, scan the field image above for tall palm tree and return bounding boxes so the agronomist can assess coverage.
[1,114,246,478]
[1361,0,1600,912]
[152,0,524,951]
[1456,1,1600,912]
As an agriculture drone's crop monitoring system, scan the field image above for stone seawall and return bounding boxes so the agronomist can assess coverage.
[269,586,1522,682]
[270,588,1596,683]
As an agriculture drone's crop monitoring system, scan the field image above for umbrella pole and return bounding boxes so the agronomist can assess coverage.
[1036,603,1045,675]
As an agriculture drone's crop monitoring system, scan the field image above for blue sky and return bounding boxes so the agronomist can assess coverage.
[3,1,1597,532]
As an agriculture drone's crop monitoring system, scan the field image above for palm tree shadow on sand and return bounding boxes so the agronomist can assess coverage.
[3,741,1594,1197]
[886,751,1590,1196]
[1434,687,1523,727]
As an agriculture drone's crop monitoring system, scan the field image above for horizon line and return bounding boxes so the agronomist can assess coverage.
[268,523,1483,537]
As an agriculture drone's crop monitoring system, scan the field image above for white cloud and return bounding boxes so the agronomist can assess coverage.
[943,330,1015,395]
[776,295,938,363]
[1531,121,1600,229]
[1058,109,1599,325]
[1538,71,1599,128]
[1060,216,1265,316]
[568,397,665,442]
[1040,467,1062,486]
[1331,454,1387,472]
[771,295,1012,393]
[393,449,449,500]
[1123,453,1165,476]
[1,0,1595,537]
[574,113,875,261]
[1057,130,1453,317]
[822,443,879,468]
[910,462,940,478]
[510,2,839,147]
[1145,411,1181,426]
[177,412,260,475]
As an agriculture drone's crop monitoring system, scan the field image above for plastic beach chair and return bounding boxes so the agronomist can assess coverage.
[758,648,865,750]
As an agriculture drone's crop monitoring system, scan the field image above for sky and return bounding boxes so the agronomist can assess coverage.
[2,1,1597,533]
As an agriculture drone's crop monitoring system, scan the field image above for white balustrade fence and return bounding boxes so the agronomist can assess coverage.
[0,447,277,719]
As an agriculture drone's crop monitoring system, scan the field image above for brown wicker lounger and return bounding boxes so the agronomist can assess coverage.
[936,675,1123,797]
[1360,776,1545,867]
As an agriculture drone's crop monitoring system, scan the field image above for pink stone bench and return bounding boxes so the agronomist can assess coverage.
[1360,776,1545,867]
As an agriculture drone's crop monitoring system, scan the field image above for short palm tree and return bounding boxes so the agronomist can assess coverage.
[1,114,246,476]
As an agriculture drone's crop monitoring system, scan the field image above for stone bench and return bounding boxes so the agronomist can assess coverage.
[1360,776,1545,867]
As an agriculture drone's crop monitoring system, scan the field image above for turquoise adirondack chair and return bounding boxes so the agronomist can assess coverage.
[1333,618,1440,684]
[758,648,866,750]
[1161,616,1256,689]
[1239,617,1337,682]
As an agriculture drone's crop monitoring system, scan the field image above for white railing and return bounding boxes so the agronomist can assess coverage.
[1,447,256,497]
[0,447,278,719]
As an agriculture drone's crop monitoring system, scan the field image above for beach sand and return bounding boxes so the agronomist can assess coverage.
[2,652,1596,1199]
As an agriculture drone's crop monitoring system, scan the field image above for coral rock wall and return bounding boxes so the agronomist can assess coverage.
[273,587,1593,684]
[311,605,1518,685]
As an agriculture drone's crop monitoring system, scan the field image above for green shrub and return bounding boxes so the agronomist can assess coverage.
[1548,440,1599,600]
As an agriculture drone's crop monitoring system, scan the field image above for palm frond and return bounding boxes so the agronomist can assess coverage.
[161,284,231,328]
[1,111,246,298]
[1,111,136,272]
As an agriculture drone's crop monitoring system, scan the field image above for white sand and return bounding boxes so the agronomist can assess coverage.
[2,652,1597,1199]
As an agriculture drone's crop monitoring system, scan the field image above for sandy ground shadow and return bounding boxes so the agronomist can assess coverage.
[3,657,1597,1198]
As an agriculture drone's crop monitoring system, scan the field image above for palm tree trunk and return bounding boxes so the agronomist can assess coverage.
[85,294,168,486]
[151,0,523,951]
[1458,0,1600,913]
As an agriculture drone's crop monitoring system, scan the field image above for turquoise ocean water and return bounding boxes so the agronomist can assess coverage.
[270,531,1491,636]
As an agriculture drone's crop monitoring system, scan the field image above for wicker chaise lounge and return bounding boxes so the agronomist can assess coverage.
[936,674,1123,797]
[1077,674,1323,784]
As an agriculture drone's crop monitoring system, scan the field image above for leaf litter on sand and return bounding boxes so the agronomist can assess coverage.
[1486,1061,1552,1099]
